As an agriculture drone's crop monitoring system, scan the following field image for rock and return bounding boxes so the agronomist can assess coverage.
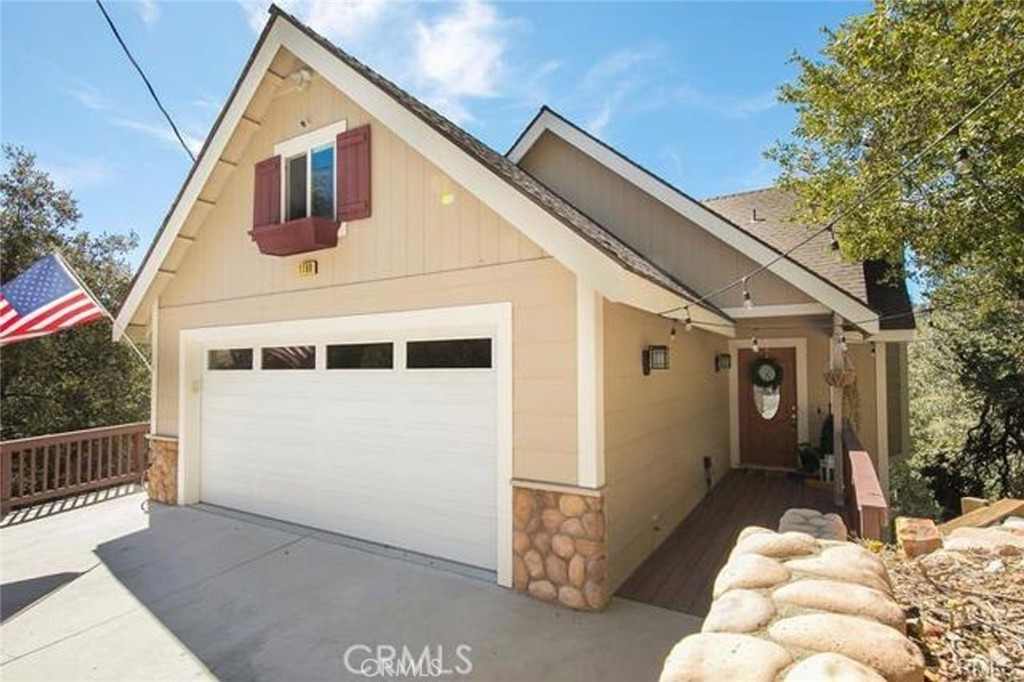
[895,517,942,559]
[513,531,530,554]
[586,557,606,583]
[523,549,544,579]
[738,526,774,541]
[532,531,552,555]
[527,579,556,602]
[768,614,925,682]
[772,579,905,631]
[558,585,587,609]
[541,508,565,533]
[560,517,586,538]
[513,489,535,530]
[587,496,603,511]
[583,580,606,609]
[702,590,776,634]
[575,538,605,557]
[512,555,528,589]
[525,516,541,535]
[659,633,792,682]
[783,653,886,682]
[568,554,586,588]
[559,494,588,517]
[732,530,819,560]
[713,554,791,598]
[545,554,568,585]
[581,511,605,540]
[551,534,576,559]
[539,490,557,509]
[784,556,890,594]
[779,509,848,540]
[944,526,1024,554]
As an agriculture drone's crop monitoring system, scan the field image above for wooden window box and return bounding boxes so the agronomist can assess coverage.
[249,216,339,256]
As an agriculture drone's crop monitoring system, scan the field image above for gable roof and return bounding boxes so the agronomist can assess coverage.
[507,107,894,334]
[703,189,914,330]
[115,6,732,339]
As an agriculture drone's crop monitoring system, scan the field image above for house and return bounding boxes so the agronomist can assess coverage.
[115,6,914,611]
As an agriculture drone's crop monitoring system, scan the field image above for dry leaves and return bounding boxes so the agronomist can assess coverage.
[881,545,1024,681]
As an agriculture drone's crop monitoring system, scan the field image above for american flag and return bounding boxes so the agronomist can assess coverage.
[0,254,106,346]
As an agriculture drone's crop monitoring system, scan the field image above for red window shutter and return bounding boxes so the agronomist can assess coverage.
[253,155,281,229]
[336,125,371,222]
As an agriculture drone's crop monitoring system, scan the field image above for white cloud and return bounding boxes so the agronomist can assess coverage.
[137,0,159,27]
[237,0,392,38]
[414,1,506,100]
[67,80,111,112]
[675,85,778,119]
[112,118,205,157]
[46,158,114,191]
[574,47,662,136]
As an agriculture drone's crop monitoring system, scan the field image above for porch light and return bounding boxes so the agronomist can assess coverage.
[642,345,669,375]
[742,279,753,310]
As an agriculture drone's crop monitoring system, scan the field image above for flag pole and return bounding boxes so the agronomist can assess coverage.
[53,251,153,373]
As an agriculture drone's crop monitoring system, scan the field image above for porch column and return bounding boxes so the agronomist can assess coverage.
[576,278,605,488]
[874,341,890,501]
[831,315,845,506]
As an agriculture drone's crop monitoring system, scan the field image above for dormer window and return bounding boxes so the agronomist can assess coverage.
[250,121,372,256]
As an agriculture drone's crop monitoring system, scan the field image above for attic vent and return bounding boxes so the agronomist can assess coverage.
[750,208,766,223]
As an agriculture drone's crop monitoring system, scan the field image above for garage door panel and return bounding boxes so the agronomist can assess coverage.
[199,335,498,570]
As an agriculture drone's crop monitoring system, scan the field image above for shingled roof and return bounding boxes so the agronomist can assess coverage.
[270,6,718,316]
[703,188,914,330]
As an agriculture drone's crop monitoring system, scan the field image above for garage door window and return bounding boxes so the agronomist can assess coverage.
[326,342,393,369]
[407,338,491,369]
[261,345,316,370]
[208,348,253,370]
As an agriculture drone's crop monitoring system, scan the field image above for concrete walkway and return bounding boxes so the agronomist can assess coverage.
[1,493,698,681]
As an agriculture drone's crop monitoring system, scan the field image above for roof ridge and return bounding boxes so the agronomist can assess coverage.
[702,187,780,203]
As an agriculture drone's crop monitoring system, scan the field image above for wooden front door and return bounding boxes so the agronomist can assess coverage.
[738,347,798,469]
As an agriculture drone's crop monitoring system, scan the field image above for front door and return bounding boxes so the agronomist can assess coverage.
[738,347,798,469]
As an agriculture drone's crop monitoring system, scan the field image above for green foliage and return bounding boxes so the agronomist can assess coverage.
[770,1,1024,517]
[0,146,149,439]
[889,456,943,520]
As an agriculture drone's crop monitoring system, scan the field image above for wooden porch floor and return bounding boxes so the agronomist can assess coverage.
[615,468,842,617]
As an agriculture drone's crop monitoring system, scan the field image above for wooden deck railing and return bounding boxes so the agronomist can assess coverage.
[841,420,889,541]
[1,422,149,514]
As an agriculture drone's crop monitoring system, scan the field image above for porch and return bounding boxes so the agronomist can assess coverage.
[616,468,842,616]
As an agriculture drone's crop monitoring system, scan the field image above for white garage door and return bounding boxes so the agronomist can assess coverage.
[198,331,497,570]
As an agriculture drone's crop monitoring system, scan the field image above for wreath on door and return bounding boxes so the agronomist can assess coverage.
[751,356,783,389]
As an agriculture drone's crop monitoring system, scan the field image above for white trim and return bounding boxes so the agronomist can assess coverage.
[727,337,808,468]
[576,279,605,488]
[509,109,880,334]
[273,119,347,160]
[722,302,831,319]
[149,301,159,435]
[867,329,916,342]
[116,20,286,340]
[275,120,347,224]
[115,17,732,338]
[177,302,514,587]
[874,342,890,500]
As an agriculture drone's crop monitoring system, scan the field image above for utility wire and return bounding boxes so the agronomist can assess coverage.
[662,61,1024,321]
[94,0,196,163]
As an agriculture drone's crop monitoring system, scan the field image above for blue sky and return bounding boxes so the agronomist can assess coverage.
[2,1,868,267]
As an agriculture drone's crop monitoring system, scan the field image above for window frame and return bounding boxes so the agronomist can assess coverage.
[273,120,347,223]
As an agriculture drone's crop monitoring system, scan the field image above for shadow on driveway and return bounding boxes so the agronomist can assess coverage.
[88,503,698,681]
[1,572,83,622]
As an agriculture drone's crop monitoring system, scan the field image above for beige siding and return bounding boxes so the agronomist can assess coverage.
[155,58,578,484]
[519,132,812,309]
[603,303,731,590]
[886,342,911,458]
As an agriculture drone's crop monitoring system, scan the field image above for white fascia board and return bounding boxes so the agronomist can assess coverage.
[722,302,831,319]
[278,22,729,331]
[114,22,287,340]
[867,329,915,342]
[510,110,880,334]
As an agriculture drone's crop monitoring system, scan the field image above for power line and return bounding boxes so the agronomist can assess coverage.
[662,61,1024,322]
[94,0,196,163]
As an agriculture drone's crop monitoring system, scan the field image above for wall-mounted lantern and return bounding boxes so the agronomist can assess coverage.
[715,353,732,372]
[643,345,669,375]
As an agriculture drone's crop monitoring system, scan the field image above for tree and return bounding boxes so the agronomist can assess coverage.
[0,146,149,439]
[769,1,1024,511]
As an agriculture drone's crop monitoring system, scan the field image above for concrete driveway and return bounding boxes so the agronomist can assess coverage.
[1,492,698,681]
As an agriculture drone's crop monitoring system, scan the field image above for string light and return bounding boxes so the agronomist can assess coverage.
[669,321,677,341]
[684,308,694,332]
[828,227,840,254]
[742,278,753,310]
[751,335,759,354]
[954,146,972,175]
[840,335,849,352]
[870,342,876,356]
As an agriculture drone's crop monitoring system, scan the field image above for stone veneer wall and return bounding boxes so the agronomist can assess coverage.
[512,486,608,611]
[660,527,925,682]
[146,437,178,504]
